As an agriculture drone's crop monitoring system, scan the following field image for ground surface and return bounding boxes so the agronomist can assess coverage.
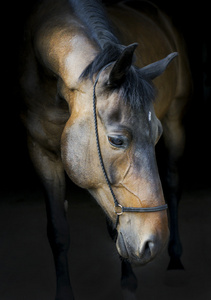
[0,183,211,300]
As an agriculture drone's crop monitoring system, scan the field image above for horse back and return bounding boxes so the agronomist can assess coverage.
[107,1,192,118]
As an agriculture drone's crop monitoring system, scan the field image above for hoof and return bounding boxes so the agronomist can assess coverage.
[55,286,74,300]
[164,269,188,287]
[122,289,137,300]
[167,257,184,270]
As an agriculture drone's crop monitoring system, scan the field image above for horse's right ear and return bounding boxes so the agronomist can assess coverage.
[139,52,178,80]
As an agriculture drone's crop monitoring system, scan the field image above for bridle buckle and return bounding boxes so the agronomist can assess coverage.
[114,204,123,215]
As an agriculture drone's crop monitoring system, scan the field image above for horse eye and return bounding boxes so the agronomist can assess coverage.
[108,136,124,148]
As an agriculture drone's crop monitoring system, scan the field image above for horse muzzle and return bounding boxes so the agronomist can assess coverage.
[116,215,169,265]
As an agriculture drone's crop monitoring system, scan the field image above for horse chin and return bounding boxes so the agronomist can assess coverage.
[119,252,153,266]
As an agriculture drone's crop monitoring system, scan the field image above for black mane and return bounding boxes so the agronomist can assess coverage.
[71,0,119,49]
[118,66,155,110]
[70,0,155,109]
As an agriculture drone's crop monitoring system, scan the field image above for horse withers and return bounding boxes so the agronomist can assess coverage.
[20,0,192,298]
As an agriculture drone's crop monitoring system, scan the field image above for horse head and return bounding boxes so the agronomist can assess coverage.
[61,44,177,265]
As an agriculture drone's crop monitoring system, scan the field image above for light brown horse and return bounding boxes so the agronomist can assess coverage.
[20,0,192,299]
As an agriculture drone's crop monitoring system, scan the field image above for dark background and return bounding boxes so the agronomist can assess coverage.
[0,1,211,299]
[1,0,211,192]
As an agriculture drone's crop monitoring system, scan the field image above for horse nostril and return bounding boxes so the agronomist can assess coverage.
[144,241,151,255]
[116,232,129,259]
[147,241,156,256]
[139,238,156,261]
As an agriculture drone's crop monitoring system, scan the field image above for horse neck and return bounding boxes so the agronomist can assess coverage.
[35,18,98,90]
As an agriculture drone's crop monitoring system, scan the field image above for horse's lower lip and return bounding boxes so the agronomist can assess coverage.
[127,253,152,266]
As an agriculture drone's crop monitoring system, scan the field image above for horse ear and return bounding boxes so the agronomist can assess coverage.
[139,52,178,80]
[108,43,138,85]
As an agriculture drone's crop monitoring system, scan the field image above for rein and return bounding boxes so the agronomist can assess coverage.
[93,63,168,227]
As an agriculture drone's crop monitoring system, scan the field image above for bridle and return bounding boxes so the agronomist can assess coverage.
[93,63,168,227]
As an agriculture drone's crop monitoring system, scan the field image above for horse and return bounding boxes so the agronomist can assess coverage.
[20,0,192,299]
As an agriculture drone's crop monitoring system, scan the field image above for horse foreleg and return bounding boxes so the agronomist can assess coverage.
[164,158,184,270]
[28,138,74,300]
[121,260,138,300]
[162,117,185,270]
[106,218,138,299]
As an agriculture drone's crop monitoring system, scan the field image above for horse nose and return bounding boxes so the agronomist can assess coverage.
[117,233,161,265]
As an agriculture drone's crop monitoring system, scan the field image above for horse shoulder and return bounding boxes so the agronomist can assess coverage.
[20,15,73,152]
[21,4,98,152]
[20,56,70,153]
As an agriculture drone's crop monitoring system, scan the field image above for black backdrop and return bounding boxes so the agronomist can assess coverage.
[1,0,211,192]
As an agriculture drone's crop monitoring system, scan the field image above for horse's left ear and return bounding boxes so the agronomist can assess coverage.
[139,52,178,80]
[108,43,138,86]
